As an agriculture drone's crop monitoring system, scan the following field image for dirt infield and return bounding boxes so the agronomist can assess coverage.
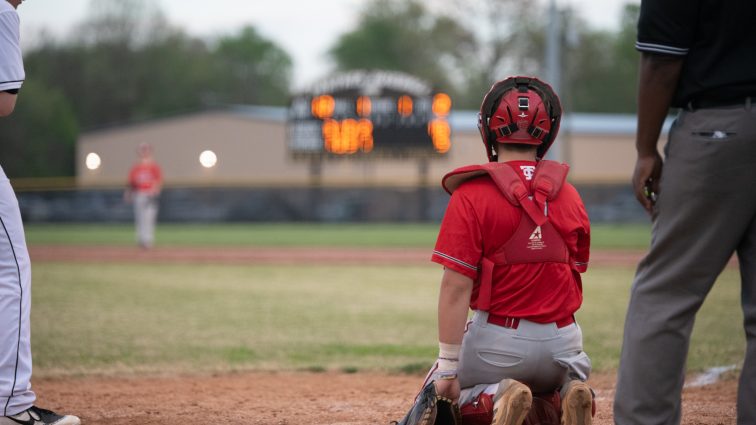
[28,245,739,424]
[33,371,736,425]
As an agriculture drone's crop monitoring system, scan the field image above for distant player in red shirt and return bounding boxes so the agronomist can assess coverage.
[125,143,162,249]
[395,77,593,425]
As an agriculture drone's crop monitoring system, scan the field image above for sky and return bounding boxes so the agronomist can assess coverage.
[17,0,638,90]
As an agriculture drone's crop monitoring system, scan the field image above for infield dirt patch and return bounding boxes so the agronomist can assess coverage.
[32,370,736,425]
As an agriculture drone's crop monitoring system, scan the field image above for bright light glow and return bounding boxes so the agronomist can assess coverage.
[199,150,218,168]
[85,152,101,170]
[428,119,451,153]
[311,95,335,119]
[356,96,371,117]
[322,118,373,154]
[397,95,413,117]
[432,93,452,116]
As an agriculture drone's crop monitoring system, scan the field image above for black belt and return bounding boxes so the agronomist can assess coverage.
[686,96,753,111]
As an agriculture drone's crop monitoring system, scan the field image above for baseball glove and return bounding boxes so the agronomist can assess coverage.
[392,381,461,425]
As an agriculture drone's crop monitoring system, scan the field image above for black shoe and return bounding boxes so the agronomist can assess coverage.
[1,406,80,425]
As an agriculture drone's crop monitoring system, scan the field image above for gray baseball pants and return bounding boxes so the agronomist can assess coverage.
[425,311,591,405]
[614,103,756,425]
[133,192,158,248]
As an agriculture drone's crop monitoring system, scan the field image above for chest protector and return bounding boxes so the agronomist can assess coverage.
[441,160,571,311]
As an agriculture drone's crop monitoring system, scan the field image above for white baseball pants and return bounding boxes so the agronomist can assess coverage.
[0,166,35,416]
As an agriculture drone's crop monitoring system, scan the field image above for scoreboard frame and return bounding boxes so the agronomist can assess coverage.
[287,70,452,159]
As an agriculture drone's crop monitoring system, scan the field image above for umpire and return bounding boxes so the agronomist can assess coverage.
[615,1,756,424]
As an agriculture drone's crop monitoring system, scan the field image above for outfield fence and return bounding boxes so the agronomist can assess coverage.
[16,183,646,223]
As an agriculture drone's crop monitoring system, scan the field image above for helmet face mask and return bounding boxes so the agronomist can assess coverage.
[478,76,562,162]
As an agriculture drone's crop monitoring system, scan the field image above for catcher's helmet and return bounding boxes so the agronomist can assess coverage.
[478,76,562,162]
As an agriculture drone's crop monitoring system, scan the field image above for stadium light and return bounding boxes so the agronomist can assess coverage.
[199,150,218,168]
[85,152,101,170]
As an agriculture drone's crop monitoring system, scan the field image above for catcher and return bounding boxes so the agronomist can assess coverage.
[395,77,593,425]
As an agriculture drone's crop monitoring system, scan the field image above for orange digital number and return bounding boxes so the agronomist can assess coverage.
[323,118,374,154]
[397,95,413,117]
[428,119,451,153]
[312,95,335,119]
[432,93,452,117]
[356,96,372,117]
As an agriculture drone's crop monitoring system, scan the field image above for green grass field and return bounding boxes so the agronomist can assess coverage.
[25,223,743,379]
[24,222,654,250]
[31,261,744,377]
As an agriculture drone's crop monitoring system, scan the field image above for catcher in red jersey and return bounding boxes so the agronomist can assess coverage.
[394,77,594,425]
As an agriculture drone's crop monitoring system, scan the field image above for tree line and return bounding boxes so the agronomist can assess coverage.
[0,0,640,178]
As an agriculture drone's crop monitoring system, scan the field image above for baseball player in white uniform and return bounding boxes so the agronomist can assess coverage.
[0,1,80,423]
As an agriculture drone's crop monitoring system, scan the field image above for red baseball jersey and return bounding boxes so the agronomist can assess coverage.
[128,162,162,192]
[431,160,590,323]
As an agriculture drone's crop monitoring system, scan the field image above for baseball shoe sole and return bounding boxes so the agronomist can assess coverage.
[561,381,592,425]
[491,379,532,425]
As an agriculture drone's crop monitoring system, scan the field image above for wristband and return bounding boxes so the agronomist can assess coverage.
[438,342,461,360]
[438,342,461,372]
[437,371,458,380]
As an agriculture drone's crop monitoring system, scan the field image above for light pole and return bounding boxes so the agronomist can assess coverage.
[544,0,563,162]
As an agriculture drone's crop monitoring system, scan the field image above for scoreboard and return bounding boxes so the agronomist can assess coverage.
[287,70,452,158]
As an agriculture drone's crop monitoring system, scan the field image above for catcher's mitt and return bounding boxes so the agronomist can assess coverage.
[392,381,461,425]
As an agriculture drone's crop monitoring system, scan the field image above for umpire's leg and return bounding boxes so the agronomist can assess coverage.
[614,106,756,425]
[738,213,756,425]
